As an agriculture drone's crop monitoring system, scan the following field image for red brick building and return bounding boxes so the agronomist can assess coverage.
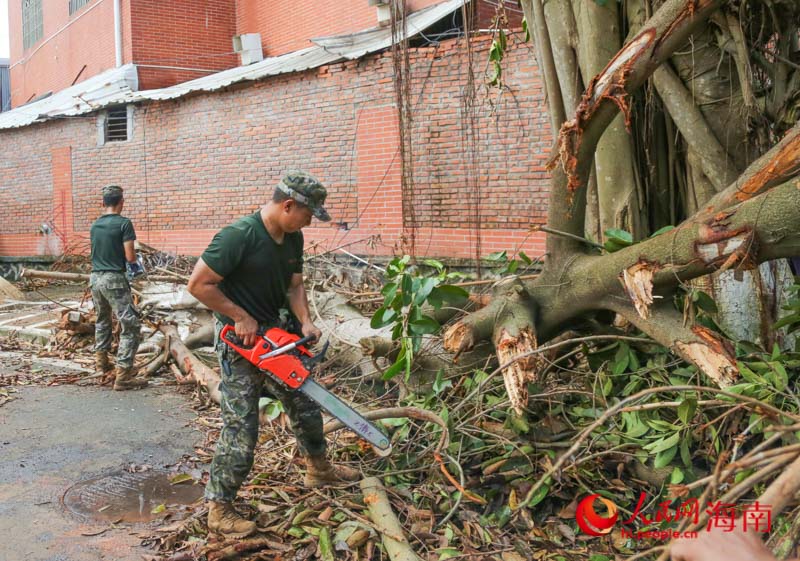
[0,0,549,264]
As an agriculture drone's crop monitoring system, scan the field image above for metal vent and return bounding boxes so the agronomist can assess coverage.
[105,106,128,142]
[69,0,92,15]
[22,0,43,51]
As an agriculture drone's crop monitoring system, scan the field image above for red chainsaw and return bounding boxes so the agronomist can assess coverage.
[220,324,391,452]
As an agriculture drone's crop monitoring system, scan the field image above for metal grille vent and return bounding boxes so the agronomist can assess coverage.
[69,0,92,15]
[22,0,43,51]
[105,107,128,142]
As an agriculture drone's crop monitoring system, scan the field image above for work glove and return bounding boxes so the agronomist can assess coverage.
[126,255,145,280]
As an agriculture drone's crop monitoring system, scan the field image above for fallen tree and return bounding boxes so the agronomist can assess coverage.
[441,0,800,414]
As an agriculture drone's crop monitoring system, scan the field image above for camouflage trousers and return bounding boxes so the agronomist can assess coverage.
[90,272,141,369]
[205,320,325,502]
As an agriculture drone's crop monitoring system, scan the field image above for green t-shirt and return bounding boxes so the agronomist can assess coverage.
[90,214,136,272]
[201,212,304,326]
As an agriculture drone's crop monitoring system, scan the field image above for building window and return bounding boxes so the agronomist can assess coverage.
[97,106,133,145]
[69,0,91,16]
[22,0,43,51]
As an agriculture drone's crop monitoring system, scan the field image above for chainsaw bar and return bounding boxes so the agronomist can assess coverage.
[297,378,391,451]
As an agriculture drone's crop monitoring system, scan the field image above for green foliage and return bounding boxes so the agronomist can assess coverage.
[370,256,468,380]
[773,281,800,335]
[485,249,535,275]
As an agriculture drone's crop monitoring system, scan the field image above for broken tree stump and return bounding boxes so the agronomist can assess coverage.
[360,477,423,561]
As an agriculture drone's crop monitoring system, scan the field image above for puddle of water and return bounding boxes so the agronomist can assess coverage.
[62,470,204,523]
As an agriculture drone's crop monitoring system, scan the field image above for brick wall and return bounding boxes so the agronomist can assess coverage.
[0,31,550,261]
[8,0,119,107]
[130,0,238,90]
[235,0,443,58]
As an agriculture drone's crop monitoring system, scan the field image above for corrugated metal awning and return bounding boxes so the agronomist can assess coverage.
[0,0,467,131]
[0,64,139,129]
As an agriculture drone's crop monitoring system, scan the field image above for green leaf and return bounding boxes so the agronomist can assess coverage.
[643,431,681,453]
[678,398,697,425]
[169,473,194,485]
[423,258,445,271]
[432,369,452,395]
[438,549,462,560]
[521,16,530,42]
[680,437,692,466]
[319,527,334,561]
[381,282,398,306]
[527,480,550,507]
[693,290,718,314]
[486,250,508,262]
[518,250,532,265]
[382,355,406,381]
[287,526,306,539]
[414,277,439,305]
[409,315,440,335]
[768,361,788,391]
[611,344,630,375]
[654,445,678,468]
[151,503,166,514]
[650,225,675,237]
[433,284,469,303]
[370,306,397,329]
[498,29,507,52]
[670,467,685,484]
[604,228,633,246]
[402,274,413,305]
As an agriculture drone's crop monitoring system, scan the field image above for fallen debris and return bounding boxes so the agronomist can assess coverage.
[360,477,423,561]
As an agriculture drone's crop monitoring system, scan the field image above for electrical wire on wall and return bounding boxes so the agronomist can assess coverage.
[390,0,418,258]
[459,1,484,276]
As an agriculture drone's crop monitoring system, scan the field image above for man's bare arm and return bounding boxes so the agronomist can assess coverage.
[187,258,259,346]
[123,240,137,263]
[288,273,321,341]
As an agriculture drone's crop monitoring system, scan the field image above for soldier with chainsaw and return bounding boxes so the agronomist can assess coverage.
[188,171,359,538]
[90,185,147,391]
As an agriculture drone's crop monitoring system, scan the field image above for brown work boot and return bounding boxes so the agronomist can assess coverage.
[207,501,257,538]
[95,351,115,385]
[303,455,360,488]
[113,366,148,391]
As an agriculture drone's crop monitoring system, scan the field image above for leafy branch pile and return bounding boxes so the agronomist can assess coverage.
[151,259,800,561]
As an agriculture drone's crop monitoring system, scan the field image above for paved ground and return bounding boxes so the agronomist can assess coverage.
[0,373,202,561]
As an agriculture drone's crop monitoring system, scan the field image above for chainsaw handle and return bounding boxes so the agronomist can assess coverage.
[220,324,255,355]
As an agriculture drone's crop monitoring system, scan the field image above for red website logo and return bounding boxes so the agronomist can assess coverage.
[575,494,619,536]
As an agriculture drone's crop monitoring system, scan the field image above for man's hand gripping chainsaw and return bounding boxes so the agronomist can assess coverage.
[220,325,391,453]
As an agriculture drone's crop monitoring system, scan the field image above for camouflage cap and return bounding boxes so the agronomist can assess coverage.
[102,184,123,198]
[276,171,331,222]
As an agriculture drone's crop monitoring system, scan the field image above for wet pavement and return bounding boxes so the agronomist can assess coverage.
[0,377,202,561]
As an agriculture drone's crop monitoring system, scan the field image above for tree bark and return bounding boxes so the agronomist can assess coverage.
[159,324,222,403]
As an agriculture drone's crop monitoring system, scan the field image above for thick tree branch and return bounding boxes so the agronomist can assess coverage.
[529,178,800,337]
[545,0,724,253]
[653,64,741,192]
[609,301,738,387]
[520,0,566,134]
[556,178,800,307]
[543,0,581,113]
[704,120,800,213]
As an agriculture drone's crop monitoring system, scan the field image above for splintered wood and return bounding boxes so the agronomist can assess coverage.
[620,260,662,319]
[495,327,542,414]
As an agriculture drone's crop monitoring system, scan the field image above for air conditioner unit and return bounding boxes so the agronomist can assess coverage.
[232,33,264,65]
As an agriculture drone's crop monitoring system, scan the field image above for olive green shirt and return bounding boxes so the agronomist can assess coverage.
[90,214,136,272]
[201,212,304,326]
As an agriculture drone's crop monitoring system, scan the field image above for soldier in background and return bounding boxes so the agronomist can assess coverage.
[89,185,147,390]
